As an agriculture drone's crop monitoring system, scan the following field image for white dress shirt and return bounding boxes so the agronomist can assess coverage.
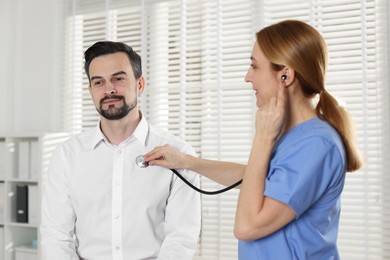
[41,115,201,260]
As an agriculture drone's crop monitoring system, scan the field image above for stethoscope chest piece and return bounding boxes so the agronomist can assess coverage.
[136,155,149,168]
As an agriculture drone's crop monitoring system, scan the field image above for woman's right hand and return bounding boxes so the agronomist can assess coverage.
[144,144,188,170]
[255,80,287,142]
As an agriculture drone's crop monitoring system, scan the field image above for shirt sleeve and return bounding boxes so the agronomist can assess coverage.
[156,144,201,260]
[40,144,80,260]
[264,136,345,218]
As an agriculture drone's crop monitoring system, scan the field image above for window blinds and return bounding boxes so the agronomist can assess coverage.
[64,0,390,259]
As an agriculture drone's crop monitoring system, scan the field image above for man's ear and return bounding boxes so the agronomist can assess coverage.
[137,76,145,97]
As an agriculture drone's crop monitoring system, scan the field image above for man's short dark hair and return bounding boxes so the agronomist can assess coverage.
[84,41,142,82]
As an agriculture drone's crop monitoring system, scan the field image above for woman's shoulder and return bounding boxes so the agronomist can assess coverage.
[278,117,345,157]
[285,117,341,143]
[304,117,343,146]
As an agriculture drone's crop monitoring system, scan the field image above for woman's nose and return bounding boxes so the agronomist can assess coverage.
[244,71,251,83]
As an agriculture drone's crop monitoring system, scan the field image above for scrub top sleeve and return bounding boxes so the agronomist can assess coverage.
[264,136,344,217]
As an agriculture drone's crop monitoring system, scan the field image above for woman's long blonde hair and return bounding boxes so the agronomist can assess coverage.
[256,20,363,172]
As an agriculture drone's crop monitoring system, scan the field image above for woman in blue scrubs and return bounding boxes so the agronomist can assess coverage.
[145,20,364,259]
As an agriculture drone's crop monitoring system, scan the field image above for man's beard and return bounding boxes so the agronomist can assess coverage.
[97,95,137,120]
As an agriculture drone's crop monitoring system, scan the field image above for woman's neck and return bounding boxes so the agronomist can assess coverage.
[283,90,316,134]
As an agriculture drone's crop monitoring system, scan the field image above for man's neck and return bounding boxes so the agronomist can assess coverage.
[100,109,141,145]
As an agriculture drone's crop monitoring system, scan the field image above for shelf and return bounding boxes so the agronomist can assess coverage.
[5,223,38,228]
[5,179,38,184]
[0,132,70,260]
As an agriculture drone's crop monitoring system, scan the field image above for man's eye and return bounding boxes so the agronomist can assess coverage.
[93,81,102,86]
[116,77,125,81]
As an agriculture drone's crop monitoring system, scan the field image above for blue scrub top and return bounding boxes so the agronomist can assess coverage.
[239,117,346,260]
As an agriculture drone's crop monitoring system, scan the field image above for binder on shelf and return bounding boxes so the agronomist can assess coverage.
[0,182,4,223]
[0,141,5,179]
[16,185,28,223]
[28,185,39,225]
[0,227,3,259]
[15,244,38,260]
[30,141,39,180]
[18,141,30,179]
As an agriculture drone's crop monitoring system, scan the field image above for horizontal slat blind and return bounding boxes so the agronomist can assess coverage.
[195,0,259,258]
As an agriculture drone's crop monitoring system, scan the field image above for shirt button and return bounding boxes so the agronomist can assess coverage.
[115,215,119,219]
[115,246,120,250]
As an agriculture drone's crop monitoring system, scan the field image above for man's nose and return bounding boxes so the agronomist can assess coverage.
[105,89,117,95]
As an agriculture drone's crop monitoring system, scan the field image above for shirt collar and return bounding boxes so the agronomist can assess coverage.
[132,113,149,146]
[90,112,149,149]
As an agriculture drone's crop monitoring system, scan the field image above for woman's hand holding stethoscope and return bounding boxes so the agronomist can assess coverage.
[143,144,188,170]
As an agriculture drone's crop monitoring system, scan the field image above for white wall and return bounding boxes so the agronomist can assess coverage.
[0,0,64,134]
[0,0,11,134]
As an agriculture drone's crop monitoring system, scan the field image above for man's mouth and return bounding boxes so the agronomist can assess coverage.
[103,98,121,104]
[100,95,124,105]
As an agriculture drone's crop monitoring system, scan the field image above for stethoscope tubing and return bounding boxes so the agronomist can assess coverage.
[170,168,242,195]
[136,155,242,195]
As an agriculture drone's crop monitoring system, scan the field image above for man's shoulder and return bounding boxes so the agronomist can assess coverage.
[56,128,96,151]
[148,124,185,144]
[148,124,194,153]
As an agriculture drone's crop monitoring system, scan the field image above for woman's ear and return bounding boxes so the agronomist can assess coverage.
[280,67,295,87]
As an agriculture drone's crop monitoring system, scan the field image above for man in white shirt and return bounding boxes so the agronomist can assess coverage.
[40,41,201,260]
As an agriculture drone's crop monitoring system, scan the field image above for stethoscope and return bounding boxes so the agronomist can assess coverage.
[136,155,242,195]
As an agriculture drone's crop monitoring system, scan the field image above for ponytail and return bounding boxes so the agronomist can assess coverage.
[315,91,364,172]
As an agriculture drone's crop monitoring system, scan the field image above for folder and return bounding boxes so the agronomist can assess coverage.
[16,185,28,223]
[15,245,38,260]
[0,227,3,259]
[29,141,39,180]
[0,142,5,179]
[0,182,4,223]
[28,185,38,224]
[18,142,30,179]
